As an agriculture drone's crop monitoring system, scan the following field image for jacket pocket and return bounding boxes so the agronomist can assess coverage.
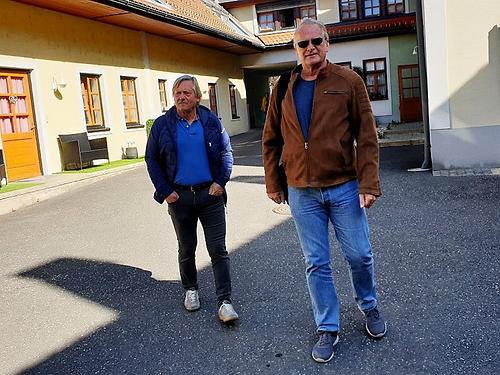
[323,90,348,95]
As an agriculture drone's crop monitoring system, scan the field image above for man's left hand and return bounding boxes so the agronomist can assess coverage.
[359,193,377,209]
[209,182,224,196]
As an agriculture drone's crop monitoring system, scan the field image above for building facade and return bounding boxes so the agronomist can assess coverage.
[0,0,498,180]
[0,0,262,180]
[422,0,500,171]
[221,0,419,128]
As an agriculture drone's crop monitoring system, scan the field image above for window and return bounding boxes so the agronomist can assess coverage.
[80,74,104,129]
[363,58,387,100]
[208,83,218,116]
[300,5,316,19]
[256,1,316,33]
[229,84,239,119]
[340,0,405,21]
[363,0,380,17]
[158,79,168,112]
[120,77,140,126]
[340,0,358,20]
[400,66,420,99]
[387,0,404,14]
[259,12,275,32]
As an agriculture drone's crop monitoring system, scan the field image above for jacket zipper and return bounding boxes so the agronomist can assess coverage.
[304,141,310,185]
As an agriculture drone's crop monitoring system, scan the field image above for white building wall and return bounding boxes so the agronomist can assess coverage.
[423,0,500,170]
[329,38,392,117]
[242,37,392,118]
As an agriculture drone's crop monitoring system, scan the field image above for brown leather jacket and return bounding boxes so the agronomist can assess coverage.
[262,61,381,196]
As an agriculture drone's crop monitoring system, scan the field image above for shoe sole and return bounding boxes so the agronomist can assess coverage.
[219,314,239,323]
[311,335,339,363]
[365,322,387,338]
[185,305,200,312]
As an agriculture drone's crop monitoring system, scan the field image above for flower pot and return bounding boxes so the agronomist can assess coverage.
[125,147,138,159]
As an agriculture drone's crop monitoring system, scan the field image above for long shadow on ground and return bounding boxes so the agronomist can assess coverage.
[18,145,499,374]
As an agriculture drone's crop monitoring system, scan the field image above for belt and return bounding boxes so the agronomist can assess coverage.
[173,182,212,192]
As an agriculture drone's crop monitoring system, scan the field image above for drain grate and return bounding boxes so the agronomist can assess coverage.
[272,205,291,216]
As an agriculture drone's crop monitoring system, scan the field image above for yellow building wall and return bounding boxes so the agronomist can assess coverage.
[0,0,249,174]
[446,0,500,128]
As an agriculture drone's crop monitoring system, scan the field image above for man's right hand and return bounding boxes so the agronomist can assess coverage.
[165,191,179,204]
[267,191,285,204]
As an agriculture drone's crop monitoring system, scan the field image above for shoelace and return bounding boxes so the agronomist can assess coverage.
[317,332,334,346]
[187,291,197,303]
[366,308,380,320]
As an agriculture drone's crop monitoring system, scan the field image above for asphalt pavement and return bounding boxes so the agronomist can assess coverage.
[0,129,498,374]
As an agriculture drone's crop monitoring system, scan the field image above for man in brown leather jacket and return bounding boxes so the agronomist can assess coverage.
[262,18,386,363]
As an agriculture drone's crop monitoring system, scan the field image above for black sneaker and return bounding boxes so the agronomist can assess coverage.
[311,331,339,363]
[365,307,387,338]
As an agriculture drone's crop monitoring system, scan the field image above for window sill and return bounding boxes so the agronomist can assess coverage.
[87,126,111,133]
[126,123,145,130]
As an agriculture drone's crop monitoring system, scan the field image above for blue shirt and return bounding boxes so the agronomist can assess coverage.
[174,116,213,185]
[293,76,316,141]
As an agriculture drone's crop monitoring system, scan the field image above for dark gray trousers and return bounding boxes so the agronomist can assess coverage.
[168,188,231,303]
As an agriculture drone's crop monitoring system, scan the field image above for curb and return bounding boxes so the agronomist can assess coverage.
[378,138,424,148]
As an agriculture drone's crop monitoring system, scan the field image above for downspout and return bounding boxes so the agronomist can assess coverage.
[416,0,432,170]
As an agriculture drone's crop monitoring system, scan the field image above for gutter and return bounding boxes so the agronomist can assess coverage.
[93,0,265,51]
[415,0,432,170]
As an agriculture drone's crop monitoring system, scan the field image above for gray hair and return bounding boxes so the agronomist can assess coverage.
[172,75,202,99]
[293,18,329,46]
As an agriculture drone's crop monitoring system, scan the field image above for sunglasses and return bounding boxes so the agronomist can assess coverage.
[297,37,324,49]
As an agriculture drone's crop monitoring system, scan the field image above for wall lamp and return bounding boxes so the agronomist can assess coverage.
[412,46,418,55]
[52,75,67,92]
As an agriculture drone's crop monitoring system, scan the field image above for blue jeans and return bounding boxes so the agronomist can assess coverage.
[288,180,378,332]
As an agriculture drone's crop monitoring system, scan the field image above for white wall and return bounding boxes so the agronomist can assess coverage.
[329,37,392,116]
[242,37,393,118]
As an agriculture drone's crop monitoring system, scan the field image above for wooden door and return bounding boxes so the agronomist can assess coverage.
[0,70,41,181]
[398,64,422,122]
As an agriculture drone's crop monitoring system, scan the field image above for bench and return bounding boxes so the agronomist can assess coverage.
[58,132,109,170]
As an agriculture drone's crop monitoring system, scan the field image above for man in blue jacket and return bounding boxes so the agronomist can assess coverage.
[145,75,238,323]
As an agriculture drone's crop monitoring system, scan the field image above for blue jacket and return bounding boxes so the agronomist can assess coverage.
[145,105,233,204]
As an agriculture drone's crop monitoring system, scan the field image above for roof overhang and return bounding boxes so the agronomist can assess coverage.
[15,0,265,55]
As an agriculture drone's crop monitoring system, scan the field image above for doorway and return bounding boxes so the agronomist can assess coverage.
[398,64,423,122]
[0,70,41,181]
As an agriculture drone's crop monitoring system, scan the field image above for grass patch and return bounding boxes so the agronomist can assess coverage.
[0,182,42,194]
[59,157,144,174]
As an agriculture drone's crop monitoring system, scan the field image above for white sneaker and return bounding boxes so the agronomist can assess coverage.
[184,289,200,311]
[218,300,239,323]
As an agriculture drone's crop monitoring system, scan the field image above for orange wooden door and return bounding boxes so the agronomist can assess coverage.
[398,64,423,123]
[0,70,41,181]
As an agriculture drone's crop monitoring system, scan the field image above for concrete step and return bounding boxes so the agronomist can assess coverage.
[378,131,424,148]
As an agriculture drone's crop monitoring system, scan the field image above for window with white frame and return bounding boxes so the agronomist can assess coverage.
[208,83,218,116]
[158,79,168,112]
[363,58,388,101]
[229,84,239,119]
[120,77,140,127]
[339,0,404,21]
[80,74,104,130]
[256,1,317,33]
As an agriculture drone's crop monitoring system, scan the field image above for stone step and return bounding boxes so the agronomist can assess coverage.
[378,131,424,148]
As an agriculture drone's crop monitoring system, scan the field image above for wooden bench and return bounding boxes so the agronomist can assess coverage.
[58,132,109,170]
